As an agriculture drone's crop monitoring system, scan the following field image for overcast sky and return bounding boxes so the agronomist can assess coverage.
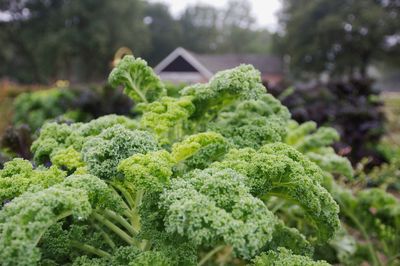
[148,0,282,31]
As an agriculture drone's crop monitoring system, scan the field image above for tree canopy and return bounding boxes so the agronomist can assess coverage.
[0,0,274,84]
[279,0,400,79]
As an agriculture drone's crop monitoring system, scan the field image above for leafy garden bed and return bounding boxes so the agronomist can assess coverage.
[0,57,399,266]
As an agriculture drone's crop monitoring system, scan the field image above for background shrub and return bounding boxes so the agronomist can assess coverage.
[270,79,385,167]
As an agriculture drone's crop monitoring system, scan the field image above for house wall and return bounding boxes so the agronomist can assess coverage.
[159,72,208,84]
[159,71,284,87]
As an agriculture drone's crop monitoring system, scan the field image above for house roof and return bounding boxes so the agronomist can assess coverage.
[154,47,283,77]
[191,52,283,75]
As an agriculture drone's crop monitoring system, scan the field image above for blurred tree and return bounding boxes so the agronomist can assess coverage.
[0,0,276,83]
[280,0,400,79]
[178,0,273,54]
[179,4,220,52]
[0,0,150,83]
[143,3,182,66]
[218,0,272,53]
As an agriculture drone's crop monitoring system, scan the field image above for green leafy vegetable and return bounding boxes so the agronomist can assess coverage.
[0,58,361,266]
[108,55,166,103]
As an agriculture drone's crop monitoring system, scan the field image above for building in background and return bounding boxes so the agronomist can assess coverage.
[155,47,284,86]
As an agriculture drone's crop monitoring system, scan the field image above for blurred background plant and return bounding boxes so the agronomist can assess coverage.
[270,79,386,168]
[358,92,400,191]
[0,83,133,165]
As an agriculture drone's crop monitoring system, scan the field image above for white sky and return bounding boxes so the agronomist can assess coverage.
[148,0,282,31]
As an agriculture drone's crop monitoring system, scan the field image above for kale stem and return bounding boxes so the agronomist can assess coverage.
[55,210,73,221]
[141,240,152,252]
[134,189,144,208]
[197,245,225,266]
[92,212,138,246]
[109,186,131,211]
[111,182,136,210]
[123,209,135,220]
[126,74,148,103]
[91,221,116,249]
[103,209,139,236]
[110,182,140,227]
[132,189,144,231]
[70,240,111,258]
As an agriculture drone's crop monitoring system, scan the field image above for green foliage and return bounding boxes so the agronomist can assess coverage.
[211,94,290,149]
[71,246,175,266]
[50,147,85,172]
[367,93,400,190]
[118,150,174,192]
[161,168,277,259]
[0,158,66,203]
[8,85,135,152]
[0,0,150,83]
[0,58,368,266]
[0,174,121,266]
[171,132,227,162]
[31,115,138,165]
[266,222,314,257]
[178,1,274,55]
[331,185,400,265]
[286,121,353,178]
[367,156,400,191]
[13,89,75,131]
[108,55,165,103]
[181,64,265,123]
[137,96,194,145]
[212,143,340,241]
[81,125,158,180]
[0,0,276,84]
[253,247,330,266]
[280,0,400,77]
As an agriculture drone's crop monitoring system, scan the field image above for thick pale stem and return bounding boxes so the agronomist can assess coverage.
[70,241,111,258]
[110,186,131,211]
[132,189,144,231]
[141,240,152,252]
[134,189,144,209]
[92,212,138,246]
[103,209,139,236]
[125,73,148,103]
[91,221,116,249]
[110,182,142,230]
[111,182,136,210]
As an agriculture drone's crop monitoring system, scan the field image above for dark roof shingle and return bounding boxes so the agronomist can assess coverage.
[189,52,283,74]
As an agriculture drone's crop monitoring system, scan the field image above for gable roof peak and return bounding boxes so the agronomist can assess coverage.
[155,47,283,76]
[154,47,213,78]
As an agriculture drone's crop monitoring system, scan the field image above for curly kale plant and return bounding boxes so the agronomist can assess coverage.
[0,56,362,265]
